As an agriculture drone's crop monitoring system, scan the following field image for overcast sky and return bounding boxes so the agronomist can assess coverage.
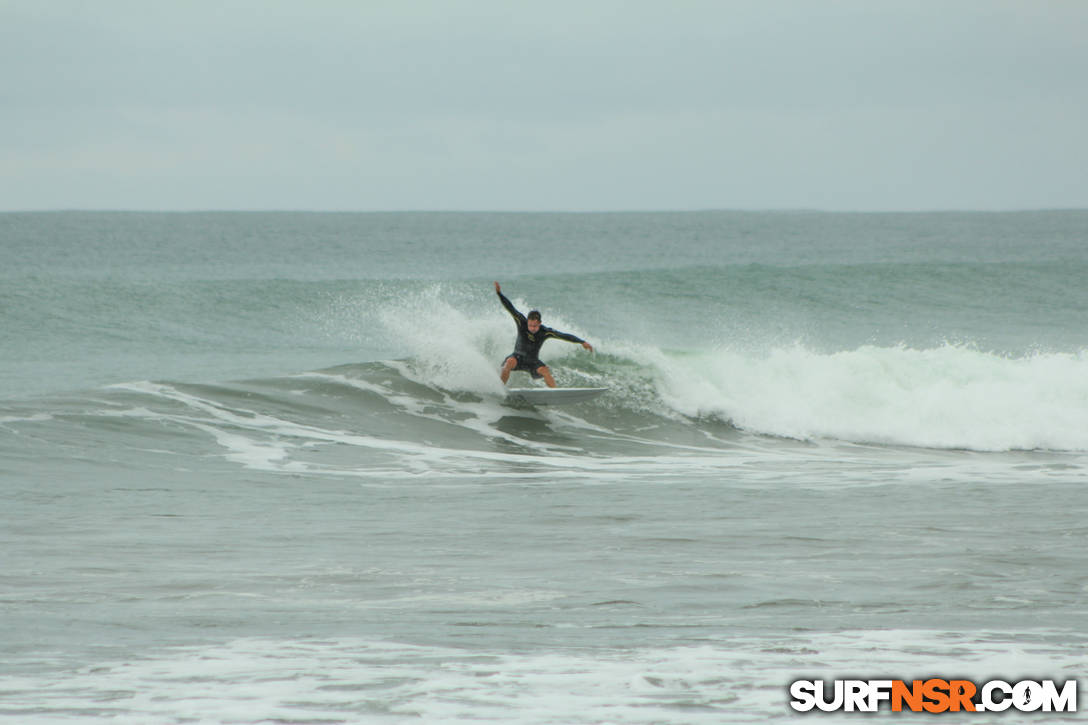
[2,0,1086,211]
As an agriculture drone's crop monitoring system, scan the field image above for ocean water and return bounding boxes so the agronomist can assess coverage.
[1,211,1086,723]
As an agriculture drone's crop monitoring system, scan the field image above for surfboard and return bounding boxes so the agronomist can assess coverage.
[506,387,607,405]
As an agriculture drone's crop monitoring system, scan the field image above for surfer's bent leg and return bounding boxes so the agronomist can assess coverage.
[537,365,557,388]
[500,356,517,384]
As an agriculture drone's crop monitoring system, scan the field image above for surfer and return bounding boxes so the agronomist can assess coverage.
[494,281,594,388]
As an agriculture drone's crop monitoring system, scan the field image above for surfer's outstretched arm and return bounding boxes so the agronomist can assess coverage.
[494,281,525,324]
[544,328,594,352]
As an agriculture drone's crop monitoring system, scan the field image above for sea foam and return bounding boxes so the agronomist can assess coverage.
[640,343,1088,452]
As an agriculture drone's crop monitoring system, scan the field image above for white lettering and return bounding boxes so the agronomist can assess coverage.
[816,680,844,712]
[982,680,1012,712]
[1041,680,1077,712]
[844,680,869,711]
[1014,681,1043,712]
[789,680,817,712]
[868,680,893,710]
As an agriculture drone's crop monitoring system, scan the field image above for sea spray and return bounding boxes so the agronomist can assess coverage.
[373,283,595,395]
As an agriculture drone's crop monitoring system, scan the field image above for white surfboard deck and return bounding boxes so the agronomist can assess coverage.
[506,387,607,405]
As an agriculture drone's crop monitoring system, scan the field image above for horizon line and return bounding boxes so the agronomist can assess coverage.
[3,206,1086,215]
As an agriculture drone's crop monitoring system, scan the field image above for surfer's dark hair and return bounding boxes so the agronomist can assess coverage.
[527,310,541,321]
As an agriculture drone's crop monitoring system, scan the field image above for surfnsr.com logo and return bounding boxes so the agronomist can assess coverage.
[789,679,1077,713]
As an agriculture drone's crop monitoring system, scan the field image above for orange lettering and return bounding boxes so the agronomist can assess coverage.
[892,680,924,712]
[948,680,977,712]
[922,679,951,713]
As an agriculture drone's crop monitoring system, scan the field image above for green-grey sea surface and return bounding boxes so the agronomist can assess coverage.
[1,211,1086,723]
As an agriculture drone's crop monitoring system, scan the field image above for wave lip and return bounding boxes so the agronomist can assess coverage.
[646,343,1088,453]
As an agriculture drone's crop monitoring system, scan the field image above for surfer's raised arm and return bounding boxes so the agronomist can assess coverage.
[494,281,525,324]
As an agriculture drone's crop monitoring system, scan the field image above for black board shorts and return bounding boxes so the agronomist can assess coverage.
[506,353,546,379]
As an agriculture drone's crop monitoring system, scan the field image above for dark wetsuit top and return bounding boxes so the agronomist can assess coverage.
[498,290,585,376]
